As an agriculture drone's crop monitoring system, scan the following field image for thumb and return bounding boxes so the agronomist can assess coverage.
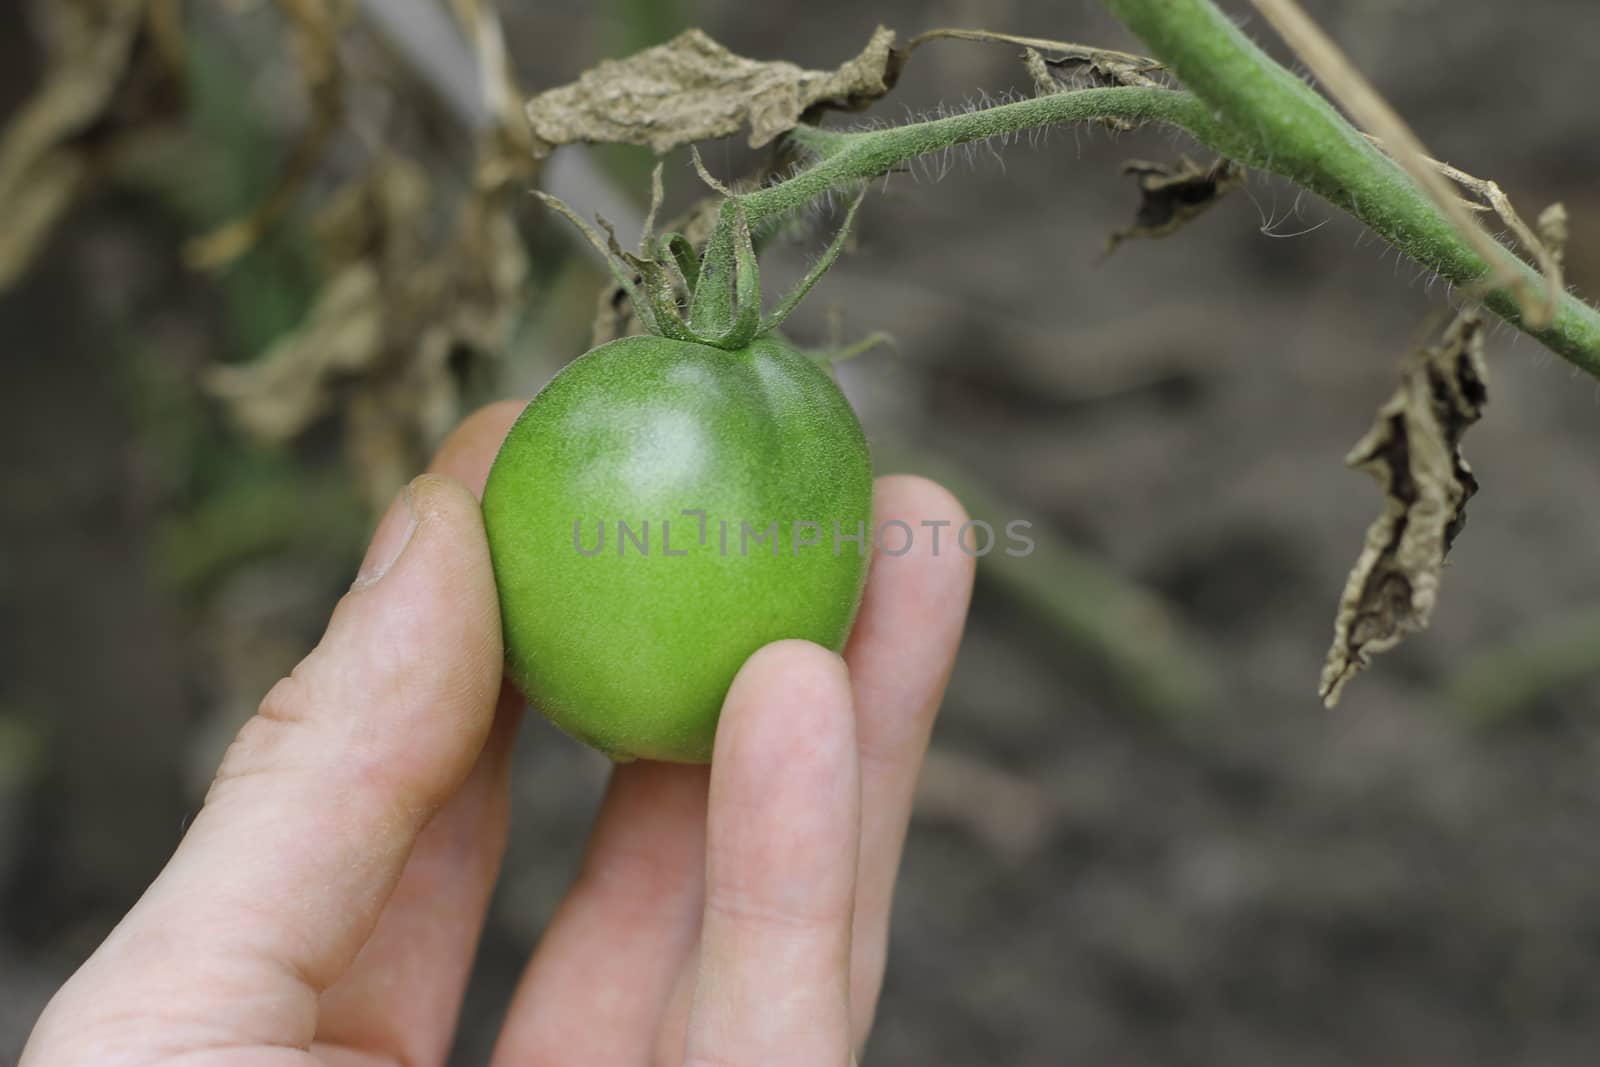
[27,473,503,1060]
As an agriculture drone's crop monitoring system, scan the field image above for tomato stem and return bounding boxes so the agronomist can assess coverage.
[706,26,1600,380]
[1101,0,1600,379]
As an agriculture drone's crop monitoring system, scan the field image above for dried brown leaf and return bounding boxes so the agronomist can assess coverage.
[1320,310,1490,707]
[206,151,529,508]
[0,0,153,288]
[1038,46,1162,91]
[185,0,348,269]
[1104,156,1245,256]
[524,25,898,157]
[0,151,90,288]
[205,263,386,443]
[907,28,1162,88]
[0,1,147,185]
[1024,43,1161,132]
[920,31,1161,136]
[1538,202,1569,269]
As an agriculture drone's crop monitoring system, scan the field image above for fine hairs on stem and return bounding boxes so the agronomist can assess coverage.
[702,0,1600,381]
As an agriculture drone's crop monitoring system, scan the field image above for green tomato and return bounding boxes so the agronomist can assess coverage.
[482,333,873,763]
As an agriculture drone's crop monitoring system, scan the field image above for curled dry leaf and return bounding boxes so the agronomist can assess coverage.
[0,0,170,288]
[909,28,1162,90]
[1020,40,1163,102]
[1538,202,1569,269]
[1037,45,1161,134]
[184,0,348,270]
[206,156,530,508]
[0,152,91,288]
[1104,156,1246,256]
[206,263,386,442]
[204,159,425,448]
[198,0,538,511]
[1320,310,1489,707]
[525,25,899,157]
[1001,35,1162,133]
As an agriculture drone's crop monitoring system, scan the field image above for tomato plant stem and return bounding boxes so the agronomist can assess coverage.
[1101,0,1600,379]
[719,11,1600,380]
[740,86,1229,228]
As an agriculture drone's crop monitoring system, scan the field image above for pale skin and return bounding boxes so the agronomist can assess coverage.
[21,400,975,1067]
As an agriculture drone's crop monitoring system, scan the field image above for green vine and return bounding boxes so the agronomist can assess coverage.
[1099,0,1600,376]
[693,1,1600,380]
[762,88,1232,222]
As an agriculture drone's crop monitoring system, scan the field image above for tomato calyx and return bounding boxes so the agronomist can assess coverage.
[534,162,867,353]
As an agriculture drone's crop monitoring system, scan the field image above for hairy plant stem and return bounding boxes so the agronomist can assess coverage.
[714,11,1600,379]
[737,87,1231,228]
[1100,0,1600,376]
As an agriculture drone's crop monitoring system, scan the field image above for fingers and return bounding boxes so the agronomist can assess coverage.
[483,382,714,1065]
[428,399,528,497]
[314,400,527,1064]
[493,475,973,1067]
[313,688,521,1065]
[843,475,975,1041]
[683,640,861,1067]
[489,761,711,1066]
[27,469,503,1062]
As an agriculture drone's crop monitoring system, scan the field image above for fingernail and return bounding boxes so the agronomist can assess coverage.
[354,481,419,589]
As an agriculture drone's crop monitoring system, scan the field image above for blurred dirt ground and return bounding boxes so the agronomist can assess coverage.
[4,1,1600,1064]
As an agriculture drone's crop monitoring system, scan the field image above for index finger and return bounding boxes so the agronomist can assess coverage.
[430,398,527,493]
[843,474,976,1042]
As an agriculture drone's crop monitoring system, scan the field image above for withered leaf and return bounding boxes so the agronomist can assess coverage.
[206,154,529,508]
[1320,310,1490,707]
[205,262,386,444]
[0,151,90,287]
[1538,201,1569,268]
[185,0,347,269]
[1038,46,1162,91]
[0,0,153,289]
[1018,41,1162,133]
[525,25,898,157]
[203,160,432,450]
[908,29,1161,94]
[1103,156,1245,256]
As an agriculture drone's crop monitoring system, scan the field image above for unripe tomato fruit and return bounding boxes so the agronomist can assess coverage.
[482,333,873,763]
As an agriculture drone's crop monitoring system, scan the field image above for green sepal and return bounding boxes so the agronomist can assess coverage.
[660,232,700,295]
[687,202,739,340]
[759,186,868,336]
[533,191,662,335]
[601,215,694,343]
[693,204,762,350]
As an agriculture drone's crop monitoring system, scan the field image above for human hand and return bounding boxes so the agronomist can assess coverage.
[22,401,974,1067]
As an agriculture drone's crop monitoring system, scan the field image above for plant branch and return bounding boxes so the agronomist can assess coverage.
[740,85,1227,227]
[1097,0,1600,377]
[1243,0,1562,327]
[705,6,1600,379]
